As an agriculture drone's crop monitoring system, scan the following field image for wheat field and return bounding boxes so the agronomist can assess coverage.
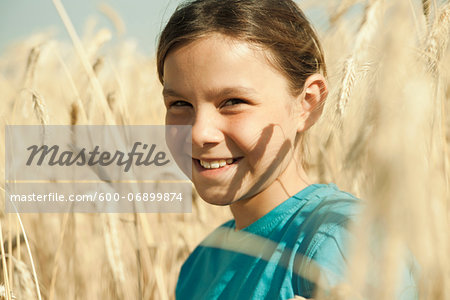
[0,0,448,299]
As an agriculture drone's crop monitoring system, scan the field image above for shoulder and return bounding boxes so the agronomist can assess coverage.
[292,183,362,294]
[296,182,362,253]
[282,183,362,253]
[293,183,362,237]
[300,183,361,213]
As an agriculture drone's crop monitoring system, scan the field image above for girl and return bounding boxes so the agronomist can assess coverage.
[157,0,361,299]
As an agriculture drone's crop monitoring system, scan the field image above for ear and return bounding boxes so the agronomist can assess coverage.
[296,73,328,132]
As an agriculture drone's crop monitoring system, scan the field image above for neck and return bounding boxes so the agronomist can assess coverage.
[229,162,312,231]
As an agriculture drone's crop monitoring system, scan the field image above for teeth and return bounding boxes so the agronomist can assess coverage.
[199,158,235,169]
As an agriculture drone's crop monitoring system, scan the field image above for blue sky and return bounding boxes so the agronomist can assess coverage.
[0,0,183,55]
[0,0,343,56]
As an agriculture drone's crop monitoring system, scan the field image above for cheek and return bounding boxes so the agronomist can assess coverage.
[165,114,173,125]
[165,111,193,126]
[165,126,191,170]
[254,129,293,165]
[224,116,292,164]
[223,116,263,150]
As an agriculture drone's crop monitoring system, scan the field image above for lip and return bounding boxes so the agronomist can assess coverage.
[194,157,235,162]
[192,157,242,177]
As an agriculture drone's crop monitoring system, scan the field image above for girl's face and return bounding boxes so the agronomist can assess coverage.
[163,33,304,205]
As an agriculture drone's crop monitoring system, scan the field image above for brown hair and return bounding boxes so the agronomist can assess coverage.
[156,0,326,96]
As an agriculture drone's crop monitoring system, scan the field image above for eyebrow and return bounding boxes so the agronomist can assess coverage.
[162,86,257,99]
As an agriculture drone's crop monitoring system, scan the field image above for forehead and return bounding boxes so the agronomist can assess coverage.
[162,33,289,95]
[164,34,265,75]
[166,33,265,65]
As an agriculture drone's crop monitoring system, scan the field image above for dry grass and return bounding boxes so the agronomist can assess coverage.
[0,0,448,299]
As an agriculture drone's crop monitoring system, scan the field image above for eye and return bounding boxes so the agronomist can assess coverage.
[222,98,246,107]
[168,100,192,108]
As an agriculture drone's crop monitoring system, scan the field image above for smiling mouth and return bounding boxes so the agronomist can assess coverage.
[195,158,240,169]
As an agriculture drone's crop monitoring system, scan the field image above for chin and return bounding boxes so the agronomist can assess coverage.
[195,188,239,206]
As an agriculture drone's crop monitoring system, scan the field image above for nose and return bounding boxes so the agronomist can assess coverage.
[190,108,223,147]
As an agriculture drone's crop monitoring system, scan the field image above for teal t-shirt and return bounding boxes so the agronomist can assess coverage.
[176,183,362,299]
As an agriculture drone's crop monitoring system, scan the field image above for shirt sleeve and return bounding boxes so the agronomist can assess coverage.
[308,222,351,291]
[292,196,357,297]
[305,222,419,300]
[292,222,350,297]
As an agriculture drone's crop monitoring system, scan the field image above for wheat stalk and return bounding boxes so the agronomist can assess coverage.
[0,221,11,300]
[51,0,115,125]
[9,256,35,299]
[7,215,12,292]
[98,3,126,37]
[31,90,49,125]
[329,0,362,24]
[424,2,450,75]
[336,0,384,117]
[48,213,70,300]
[13,212,41,300]
[101,214,126,298]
